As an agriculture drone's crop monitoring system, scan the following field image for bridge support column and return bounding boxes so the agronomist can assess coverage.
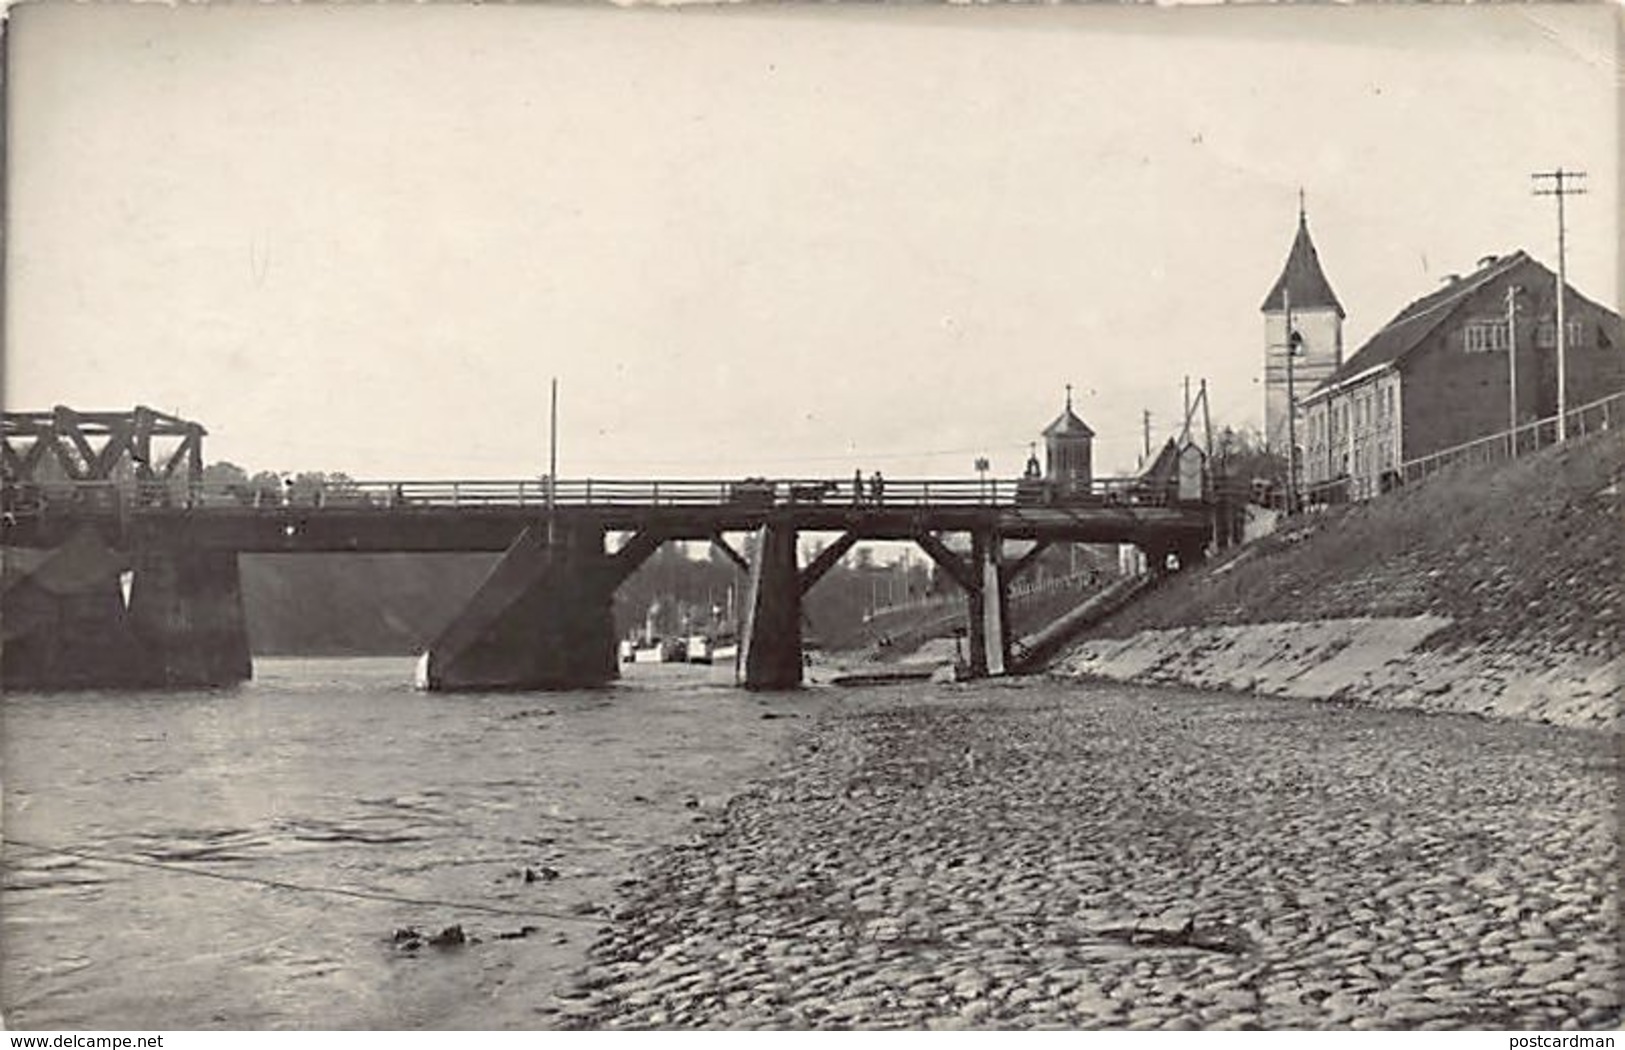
[128,548,253,687]
[419,523,616,691]
[913,528,1010,680]
[738,517,802,690]
[966,530,1010,678]
[0,527,151,689]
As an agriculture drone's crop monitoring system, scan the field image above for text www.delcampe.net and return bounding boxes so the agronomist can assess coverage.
[9,1038,163,1048]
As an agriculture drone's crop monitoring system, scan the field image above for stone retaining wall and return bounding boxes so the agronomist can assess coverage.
[1054,617,1620,733]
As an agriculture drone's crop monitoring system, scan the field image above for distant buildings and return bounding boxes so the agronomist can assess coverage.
[1261,212,1624,503]
[1301,252,1623,501]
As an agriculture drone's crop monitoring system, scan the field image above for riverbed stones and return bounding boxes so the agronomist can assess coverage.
[554,684,1619,1030]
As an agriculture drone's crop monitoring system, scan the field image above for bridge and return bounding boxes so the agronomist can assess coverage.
[2,407,1233,692]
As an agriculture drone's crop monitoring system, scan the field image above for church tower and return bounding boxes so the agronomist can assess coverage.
[1261,196,1344,460]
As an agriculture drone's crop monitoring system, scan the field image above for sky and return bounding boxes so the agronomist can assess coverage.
[5,2,1619,481]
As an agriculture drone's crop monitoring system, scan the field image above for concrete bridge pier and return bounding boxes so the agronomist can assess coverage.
[1,527,146,689]
[738,517,803,690]
[127,547,253,687]
[418,522,617,692]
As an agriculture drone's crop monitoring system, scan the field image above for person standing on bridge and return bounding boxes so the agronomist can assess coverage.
[852,469,865,506]
[871,470,885,506]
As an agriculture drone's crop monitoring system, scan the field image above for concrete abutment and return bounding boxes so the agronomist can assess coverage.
[128,547,253,687]
[418,524,617,691]
[2,532,251,689]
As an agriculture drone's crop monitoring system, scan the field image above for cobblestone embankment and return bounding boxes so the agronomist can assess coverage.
[548,683,1620,1030]
[1053,430,1624,731]
[1056,616,1622,732]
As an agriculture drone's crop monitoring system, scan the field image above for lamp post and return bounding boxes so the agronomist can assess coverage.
[974,456,990,503]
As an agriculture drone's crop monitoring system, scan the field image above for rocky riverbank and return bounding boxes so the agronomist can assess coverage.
[546,680,1620,1030]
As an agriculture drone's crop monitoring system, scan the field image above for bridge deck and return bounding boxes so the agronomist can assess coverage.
[2,477,1213,553]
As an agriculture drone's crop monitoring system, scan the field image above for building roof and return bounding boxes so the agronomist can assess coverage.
[1140,438,1181,485]
[1043,406,1095,439]
[1309,251,1530,395]
[1261,210,1346,318]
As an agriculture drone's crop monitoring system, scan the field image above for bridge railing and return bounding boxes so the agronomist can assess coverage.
[1,473,1177,518]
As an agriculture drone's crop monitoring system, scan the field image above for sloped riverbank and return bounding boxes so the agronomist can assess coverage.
[550,682,1619,1030]
[1053,428,1625,730]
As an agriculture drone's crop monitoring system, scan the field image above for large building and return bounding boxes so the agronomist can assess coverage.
[1299,250,1623,501]
[1261,202,1345,460]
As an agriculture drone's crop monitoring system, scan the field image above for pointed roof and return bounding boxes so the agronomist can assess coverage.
[1140,438,1181,485]
[1043,386,1095,439]
[1261,205,1345,318]
[1308,251,1532,397]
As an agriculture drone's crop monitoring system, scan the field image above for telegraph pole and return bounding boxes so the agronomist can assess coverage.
[1283,287,1299,515]
[1532,168,1585,441]
[1141,409,1152,466]
[547,377,558,544]
[1505,285,1520,453]
[1181,375,1192,444]
[1199,378,1213,456]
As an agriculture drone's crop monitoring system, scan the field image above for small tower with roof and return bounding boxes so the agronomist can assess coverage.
[1043,384,1095,496]
[1262,193,1345,458]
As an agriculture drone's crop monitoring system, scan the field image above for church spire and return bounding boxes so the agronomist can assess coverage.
[1262,198,1345,319]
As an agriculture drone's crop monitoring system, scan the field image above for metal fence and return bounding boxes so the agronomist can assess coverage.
[1397,389,1624,485]
[865,568,1107,620]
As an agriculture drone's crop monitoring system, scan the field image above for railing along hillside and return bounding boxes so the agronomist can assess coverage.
[866,567,1105,620]
[1398,389,1624,484]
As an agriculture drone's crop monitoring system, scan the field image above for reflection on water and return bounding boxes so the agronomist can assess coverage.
[1,658,817,1030]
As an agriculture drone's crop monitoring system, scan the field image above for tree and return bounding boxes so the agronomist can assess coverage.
[1211,424,1291,507]
[202,461,249,487]
[247,471,284,505]
[1214,425,1286,480]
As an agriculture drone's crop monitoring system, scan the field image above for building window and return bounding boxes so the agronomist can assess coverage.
[1463,320,1510,353]
[1535,321,1586,349]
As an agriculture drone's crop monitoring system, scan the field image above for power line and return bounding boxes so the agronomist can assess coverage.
[2,836,603,925]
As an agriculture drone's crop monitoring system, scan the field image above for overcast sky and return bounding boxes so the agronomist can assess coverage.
[6,2,1618,480]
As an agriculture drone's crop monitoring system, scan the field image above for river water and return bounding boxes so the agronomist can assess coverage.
[1,657,829,1030]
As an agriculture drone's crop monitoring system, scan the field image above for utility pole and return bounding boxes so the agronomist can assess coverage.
[1532,168,1585,441]
[1283,287,1300,515]
[1505,285,1520,453]
[1199,378,1213,456]
[1181,375,1192,444]
[547,377,558,544]
[1141,409,1152,466]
